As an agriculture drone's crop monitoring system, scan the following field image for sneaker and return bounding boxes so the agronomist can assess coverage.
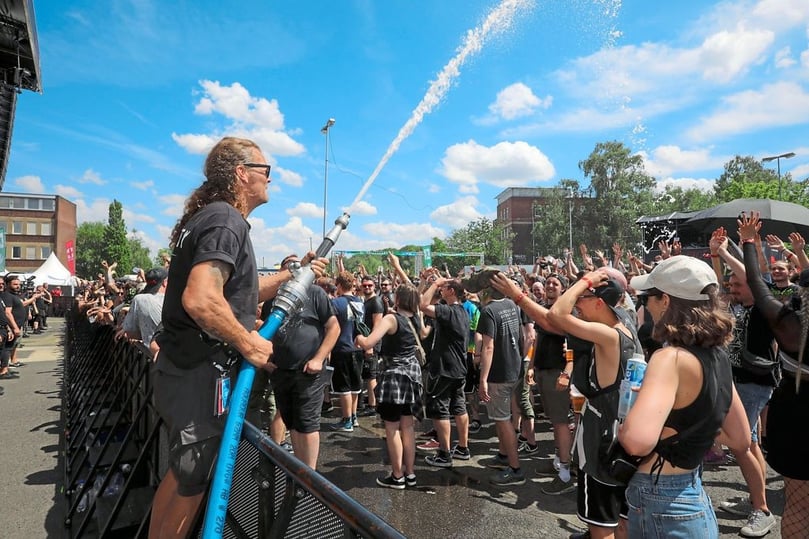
[376,474,405,490]
[480,453,510,469]
[518,442,539,455]
[740,509,776,538]
[425,453,453,468]
[330,418,354,432]
[541,476,576,495]
[405,474,417,488]
[719,498,753,517]
[535,458,560,476]
[450,445,471,460]
[357,406,377,417]
[279,441,294,453]
[351,414,358,427]
[490,467,526,486]
[321,401,334,414]
[8,362,25,368]
[417,439,440,451]
[468,419,482,434]
[419,428,437,439]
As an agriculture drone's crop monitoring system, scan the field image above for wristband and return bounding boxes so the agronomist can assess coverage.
[741,238,756,245]
[514,292,526,305]
[582,276,594,289]
[710,254,719,258]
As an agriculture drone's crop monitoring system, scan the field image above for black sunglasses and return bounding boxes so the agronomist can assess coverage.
[243,163,272,178]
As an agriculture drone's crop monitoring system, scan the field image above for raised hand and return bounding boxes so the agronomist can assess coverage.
[789,232,806,253]
[765,234,786,252]
[737,211,762,242]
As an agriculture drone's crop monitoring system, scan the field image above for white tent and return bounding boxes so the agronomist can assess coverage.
[30,252,74,287]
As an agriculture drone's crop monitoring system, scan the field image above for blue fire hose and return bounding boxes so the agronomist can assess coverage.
[201,214,349,538]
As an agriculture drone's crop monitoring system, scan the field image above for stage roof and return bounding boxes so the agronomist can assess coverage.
[0,0,41,191]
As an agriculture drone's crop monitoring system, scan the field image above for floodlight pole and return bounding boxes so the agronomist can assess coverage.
[762,152,796,200]
[321,118,335,237]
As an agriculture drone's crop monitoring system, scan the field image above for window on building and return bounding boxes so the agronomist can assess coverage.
[0,197,9,208]
[26,222,37,235]
[11,246,20,259]
[41,198,54,211]
[40,222,52,236]
[41,246,51,259]
[26,198,40,210]
[11,197,25,209]
[26,246,36,259]
[12,221,22,234]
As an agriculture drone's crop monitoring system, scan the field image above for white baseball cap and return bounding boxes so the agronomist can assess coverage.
[630,255,717,301]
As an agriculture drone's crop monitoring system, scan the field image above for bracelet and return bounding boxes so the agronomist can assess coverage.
[514,292,526,305]
[710,254,719,258]
[581,277,594,289]
[741,238,756,245]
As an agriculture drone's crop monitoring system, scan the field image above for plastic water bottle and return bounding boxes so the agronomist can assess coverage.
[617,353,647,421]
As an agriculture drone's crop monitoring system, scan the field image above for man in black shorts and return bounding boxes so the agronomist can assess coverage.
[267,254,339,469]
[149,137,327,538]
[419,276,470,468]
[329,270,366,432]
[358,275,385,416]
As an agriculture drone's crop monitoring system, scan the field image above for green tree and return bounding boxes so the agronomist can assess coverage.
[579,141,656,249]
[76,221,106,278]
[445,217,513,265]
[154,247,172,268]
[532,179,582,256]
[128,233,153,272]
[713,155,809,205]
[103,200,131,272]
[654,185,717,214]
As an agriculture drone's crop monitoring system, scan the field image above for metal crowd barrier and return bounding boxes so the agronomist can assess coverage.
[60,308,405,539]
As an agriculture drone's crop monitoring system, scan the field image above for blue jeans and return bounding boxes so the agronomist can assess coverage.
[735,381,773,443]
[625,468,718,539]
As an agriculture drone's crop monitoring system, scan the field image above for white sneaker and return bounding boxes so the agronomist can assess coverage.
[740,509,775,538]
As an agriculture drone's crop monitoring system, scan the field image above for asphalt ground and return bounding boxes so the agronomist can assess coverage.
[2,318,784,538]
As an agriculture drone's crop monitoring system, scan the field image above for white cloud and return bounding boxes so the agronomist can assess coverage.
[274,167,303,187]
[344,200,377,216]
[487,82,550,120]
[427,184,441,194]
[286,202,323,218]
[439,140,555,193]
[641,145,727,178]
[54,184,83,200]
[359,221,445,246]
[123,208,156,225]
[78,169,106,185]
[14,175,45,193]
[173,81,306,159]
[687,81,809,141]
[248,216,319,266]
[697,27,773,83]
[129,229,163,258]
[130,179,154,190]
[430,196,483,229]
[74,198,114,225]
[775,46,796,68]
[655,177,716,193]
[160,193,187,218]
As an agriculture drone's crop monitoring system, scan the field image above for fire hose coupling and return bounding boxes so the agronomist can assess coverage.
[274,266,316,315]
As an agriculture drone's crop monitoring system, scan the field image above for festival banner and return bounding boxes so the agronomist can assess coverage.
[65,239,75,275]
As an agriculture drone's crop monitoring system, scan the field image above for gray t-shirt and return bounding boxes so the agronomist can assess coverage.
[477,298,523,383]
[123,292,164,347]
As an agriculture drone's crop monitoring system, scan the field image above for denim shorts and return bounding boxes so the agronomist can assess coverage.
[734,381,773,443]
[625,468,718,539]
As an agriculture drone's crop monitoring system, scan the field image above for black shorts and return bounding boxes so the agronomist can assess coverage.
[766,373,809,479]
[271,368,327,434]
[577,472,628,528]
[377,402,413,423]
[361,352,381,380]
[331,350,363,394]
[425,375,467,420]
[152,355,234,496]
[464,352,480,394]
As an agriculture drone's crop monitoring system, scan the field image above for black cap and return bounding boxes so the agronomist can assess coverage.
[141,267,168,294]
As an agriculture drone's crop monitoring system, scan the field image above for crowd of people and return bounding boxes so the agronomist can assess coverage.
[0,276,53,395]
[66,136,808,539]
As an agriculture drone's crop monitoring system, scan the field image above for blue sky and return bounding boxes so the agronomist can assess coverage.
[6,0,809,269]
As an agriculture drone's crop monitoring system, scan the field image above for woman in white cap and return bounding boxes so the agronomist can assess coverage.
[619,255,751,538]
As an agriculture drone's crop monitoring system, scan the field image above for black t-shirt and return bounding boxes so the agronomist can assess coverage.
[477,299,523,383]
[157,202,259,368]
[428,303,469,379]
[728,304,779,386]
[2,291,26,327]
[534,302,566,370]
[266,285,336,370]
[364,295,385,352]
[331,294,365,353]
[0,293,10,327]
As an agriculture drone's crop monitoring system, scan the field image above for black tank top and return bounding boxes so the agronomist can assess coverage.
[653,345,732,470]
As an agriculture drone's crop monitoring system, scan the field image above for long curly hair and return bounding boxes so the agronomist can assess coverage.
[652,284,733,348]
[169,137,259,248]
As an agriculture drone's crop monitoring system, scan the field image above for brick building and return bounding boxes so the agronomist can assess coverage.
[0,192,77,273]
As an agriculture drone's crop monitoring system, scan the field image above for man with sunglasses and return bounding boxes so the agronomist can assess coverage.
[358,275,385,416]
[149,137,327,538]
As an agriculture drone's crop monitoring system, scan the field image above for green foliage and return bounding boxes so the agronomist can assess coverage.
[532,180,580,256]
[76,222,106,278]
[103,200,131,273]
[578,141,657,249]
[712,154,809,206]
[445,217,513,265]
[154,247,172,268]
[128,234,153,272]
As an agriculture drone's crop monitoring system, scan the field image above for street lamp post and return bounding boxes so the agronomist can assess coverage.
[568,188,574,252]
[321,118,335,237]
[762,151,796,200]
